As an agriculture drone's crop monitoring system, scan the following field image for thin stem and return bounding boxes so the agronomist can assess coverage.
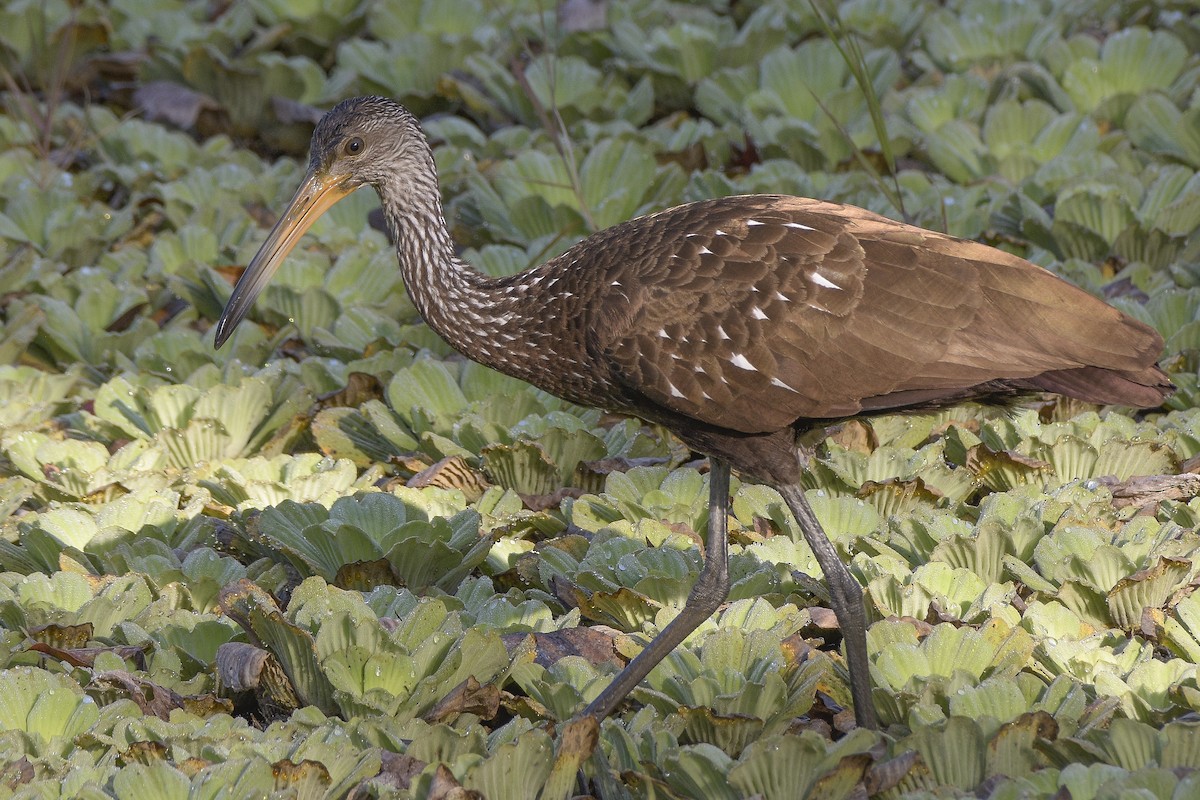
[807,0,907,222]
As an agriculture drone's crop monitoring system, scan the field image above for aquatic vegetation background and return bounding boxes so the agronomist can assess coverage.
[0,0,1199,797]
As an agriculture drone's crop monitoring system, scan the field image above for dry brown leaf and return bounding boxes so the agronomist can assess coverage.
[422,676,501,723]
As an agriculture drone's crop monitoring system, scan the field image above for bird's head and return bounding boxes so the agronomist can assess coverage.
[213,96,427,348]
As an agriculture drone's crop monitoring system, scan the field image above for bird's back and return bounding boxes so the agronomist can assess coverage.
[524,195,1171,435]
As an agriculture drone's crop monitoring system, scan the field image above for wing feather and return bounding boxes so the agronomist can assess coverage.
[592,195,1164,433]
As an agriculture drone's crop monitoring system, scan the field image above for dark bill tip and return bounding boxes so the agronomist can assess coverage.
[213,171,352,349]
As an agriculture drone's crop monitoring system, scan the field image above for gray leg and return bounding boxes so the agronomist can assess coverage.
[777,483,879,730]
[582,461,732,719]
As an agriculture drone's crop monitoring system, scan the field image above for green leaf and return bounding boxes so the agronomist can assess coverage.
[580,139,657,229]
[112,763,190,800]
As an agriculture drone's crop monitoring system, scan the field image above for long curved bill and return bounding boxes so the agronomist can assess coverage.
[213,170,353,348]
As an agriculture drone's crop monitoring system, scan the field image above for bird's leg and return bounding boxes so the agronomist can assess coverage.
[777,483,879,730]
[582,460,732,720]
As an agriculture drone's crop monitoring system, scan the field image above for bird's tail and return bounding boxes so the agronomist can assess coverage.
[1024,364,1175,408]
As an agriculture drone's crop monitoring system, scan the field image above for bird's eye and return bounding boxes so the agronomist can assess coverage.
[344,137,365,155]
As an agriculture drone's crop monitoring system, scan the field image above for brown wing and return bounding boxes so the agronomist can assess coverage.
[593,195,1166,433]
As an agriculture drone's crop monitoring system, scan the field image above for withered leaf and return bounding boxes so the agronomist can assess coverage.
[422,676,501,723]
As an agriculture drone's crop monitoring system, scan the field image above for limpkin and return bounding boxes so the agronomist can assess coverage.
[214,96,1173,729]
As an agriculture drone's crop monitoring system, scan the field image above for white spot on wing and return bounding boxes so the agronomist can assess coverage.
[751,307,768,320]
[746,219,764,226]
[716,325,730,340]
[786,222,815,231]
[730,353,755,370]
[774,291,789,302]
[811,271,841,290]
[699,246,713,255]
[658,329,669,338]
[667,381,685,399]
[770,377,800,393]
